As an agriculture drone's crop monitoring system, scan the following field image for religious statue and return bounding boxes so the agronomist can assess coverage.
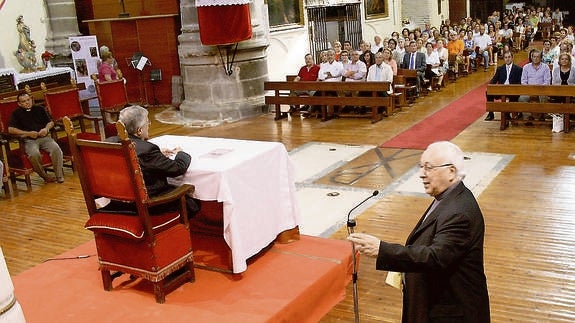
[14,15,38,73]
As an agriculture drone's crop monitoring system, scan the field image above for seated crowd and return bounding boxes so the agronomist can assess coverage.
[292,4,573,119]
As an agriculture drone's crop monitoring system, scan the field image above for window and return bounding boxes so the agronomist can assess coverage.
[268,0,303,27]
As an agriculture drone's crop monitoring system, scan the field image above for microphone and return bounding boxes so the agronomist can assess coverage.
[347,190,379,231]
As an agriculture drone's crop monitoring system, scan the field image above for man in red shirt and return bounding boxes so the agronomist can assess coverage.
[295,53,320,82]
[290,53,320,113]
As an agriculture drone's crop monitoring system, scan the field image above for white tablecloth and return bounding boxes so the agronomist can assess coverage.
[149,135,301,273]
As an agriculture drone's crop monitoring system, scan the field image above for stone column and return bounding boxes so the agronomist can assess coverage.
[178,0,269,126]
[44,0,81,56]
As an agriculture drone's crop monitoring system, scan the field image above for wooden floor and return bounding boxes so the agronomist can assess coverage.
[2,49,575,322]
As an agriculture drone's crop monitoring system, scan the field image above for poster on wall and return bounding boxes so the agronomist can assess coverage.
[68,35,99,101]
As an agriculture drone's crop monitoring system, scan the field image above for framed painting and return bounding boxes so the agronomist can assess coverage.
[268,0,303,28]
[365,0,388,19]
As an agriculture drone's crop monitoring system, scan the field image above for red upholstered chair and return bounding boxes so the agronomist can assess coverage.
[43,86,102,170]
[93,78,129,138]
[0,98,53,191]
[63,117,195,303]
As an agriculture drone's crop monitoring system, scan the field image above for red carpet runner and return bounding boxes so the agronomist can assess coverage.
[381,81,488,149]
[13,236,352,323]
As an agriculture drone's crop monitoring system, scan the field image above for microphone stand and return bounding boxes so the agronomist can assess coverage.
[346,190,379,323]
[347,218,360,323]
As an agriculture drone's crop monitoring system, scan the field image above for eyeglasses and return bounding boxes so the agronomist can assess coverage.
[418,163,453,172]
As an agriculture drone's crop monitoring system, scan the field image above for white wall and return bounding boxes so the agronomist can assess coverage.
[0,1,49,70]
[402,0,448,30]
[266,2,403,81]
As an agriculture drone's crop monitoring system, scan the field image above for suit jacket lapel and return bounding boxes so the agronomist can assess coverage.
[406,182,465,244]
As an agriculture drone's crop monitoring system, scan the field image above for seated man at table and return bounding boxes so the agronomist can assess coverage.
[104,105,200,216]
[9,92,64,183]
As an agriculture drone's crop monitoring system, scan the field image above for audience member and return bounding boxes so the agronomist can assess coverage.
[381,48,397,75]
[361,50,375,70]
[343,40,353,54]
[487,24,501,64]
[519,49,551,120]
[540,41,555,66]
[98,51,118,82]
[485,51,522,121]
[343,50,367,82]
[473,25,492,71]
[447,31,464,73]
[366,52,393,95]
[392,38,405,63]
[99,45,118,70]
[8,93,64,183]
[552,53,575,85]
[401,40,427,95]
[372,35,383,53]
[348,141,490,323]
[552,8,563,29]
[318,49,343,82]
[294,53,319,82]
[105,105,200,216]
[332,40,343,61]
[424,42,443,91]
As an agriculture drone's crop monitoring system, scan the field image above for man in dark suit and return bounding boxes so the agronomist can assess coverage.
[105,105,200,216]
[349,141,490,323]
[485,50,523,120]
[401,40,427,95]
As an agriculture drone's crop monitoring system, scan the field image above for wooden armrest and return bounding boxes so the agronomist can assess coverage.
[147,184,195,207]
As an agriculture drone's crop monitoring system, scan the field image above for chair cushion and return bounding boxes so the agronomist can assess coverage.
[85,211,181,240]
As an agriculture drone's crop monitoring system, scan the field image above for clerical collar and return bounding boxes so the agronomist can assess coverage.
[434,181,460,201]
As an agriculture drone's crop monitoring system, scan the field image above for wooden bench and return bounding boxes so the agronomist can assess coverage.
[264,81,395,123]
[486,84,575,132]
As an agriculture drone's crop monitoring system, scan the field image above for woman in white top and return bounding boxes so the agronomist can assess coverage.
[424,42,443,91]
[435,39,449,73]
[552,53,575,85]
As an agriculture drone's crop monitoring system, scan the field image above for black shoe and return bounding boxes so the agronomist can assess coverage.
[484,113,494,121]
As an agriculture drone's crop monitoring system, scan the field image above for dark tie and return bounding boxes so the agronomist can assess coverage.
[410,53,415,69]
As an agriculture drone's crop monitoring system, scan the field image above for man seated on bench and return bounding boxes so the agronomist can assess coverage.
[291,53,320,113]
[401,40,427,95]
[518,49,551,121]
[485,51,523,121]
[366,52,393,95]
[343,50,367,82]
[318,49,344,82]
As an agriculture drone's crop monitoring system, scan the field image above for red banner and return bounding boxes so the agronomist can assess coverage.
[197,4,252,46]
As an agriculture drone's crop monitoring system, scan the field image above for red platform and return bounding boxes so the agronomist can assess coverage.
[13,235,352,322]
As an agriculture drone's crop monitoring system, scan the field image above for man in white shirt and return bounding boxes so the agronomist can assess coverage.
[344,50,367,82]
[318,49,344,82]
[367,52,393,95]
[473,25,492,72]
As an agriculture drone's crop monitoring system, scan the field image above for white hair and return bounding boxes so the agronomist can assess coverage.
[427,141,466,180]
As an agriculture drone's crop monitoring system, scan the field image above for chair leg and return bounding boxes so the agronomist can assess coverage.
[187,260,196,283]
[25,174,32,192]
[101,269,113,291]
[2,178,10,197]
[153,280,166,304]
